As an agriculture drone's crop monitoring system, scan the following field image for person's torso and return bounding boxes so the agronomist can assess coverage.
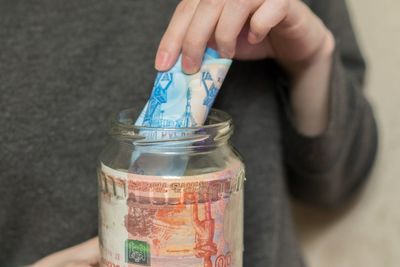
[0,1,303,266]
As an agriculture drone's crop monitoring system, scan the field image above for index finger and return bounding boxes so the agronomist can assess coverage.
[156,0,200,71]
[181,0,225,74]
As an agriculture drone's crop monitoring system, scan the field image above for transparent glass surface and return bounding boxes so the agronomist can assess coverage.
[98,108,245,267]
[99,108,244,176]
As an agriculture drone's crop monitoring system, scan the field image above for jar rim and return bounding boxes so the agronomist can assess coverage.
[110,108,233,146]
[113,108,232,131]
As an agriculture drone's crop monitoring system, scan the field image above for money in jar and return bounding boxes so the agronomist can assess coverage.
[131,48,232,176]
[98,108,245,267]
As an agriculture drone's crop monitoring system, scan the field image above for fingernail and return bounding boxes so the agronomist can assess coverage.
[248,31,260,44]
[182,55,198,74]
[155,51,171,70]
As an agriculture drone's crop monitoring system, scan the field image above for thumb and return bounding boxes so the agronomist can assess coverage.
[32,237,99,267]
[64,263,94,267]
[69,237,100,263]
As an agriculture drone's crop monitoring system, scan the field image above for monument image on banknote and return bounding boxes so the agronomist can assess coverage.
[187,192,218,267]
[135,48,232,129]
[99,163,244,267]
[130,48,232,176]
[142,72,174,127]
[201,71,220,113]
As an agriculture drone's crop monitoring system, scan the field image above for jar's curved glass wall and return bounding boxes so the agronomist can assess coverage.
[98,108,245,267]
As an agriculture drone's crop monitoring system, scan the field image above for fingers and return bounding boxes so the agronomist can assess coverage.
[157,0,291,72]
[64,263,92,267]
[156,0,200,71]
[214,0,253,58]
[65,261,98,267]
[32,237,100,267]
[181,0,225,73]
[72,237,100,263]
[248,0,289,44]
[234,25,275,59]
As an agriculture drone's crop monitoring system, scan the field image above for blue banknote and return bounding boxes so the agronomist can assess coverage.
[135,48,232,128]
[131,48,232,175]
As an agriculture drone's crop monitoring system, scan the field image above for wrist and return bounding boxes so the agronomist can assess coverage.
[281,30,335,81]
[285,30,335,136]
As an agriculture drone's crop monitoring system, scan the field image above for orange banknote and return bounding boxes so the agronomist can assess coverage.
[99,163,245,267]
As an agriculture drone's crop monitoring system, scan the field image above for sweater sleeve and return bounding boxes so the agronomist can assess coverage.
[276,0,379,208]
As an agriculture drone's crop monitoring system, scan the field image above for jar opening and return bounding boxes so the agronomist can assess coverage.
[110,108,233,149]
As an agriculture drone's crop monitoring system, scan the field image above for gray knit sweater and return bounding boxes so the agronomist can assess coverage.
[0,0,378,266]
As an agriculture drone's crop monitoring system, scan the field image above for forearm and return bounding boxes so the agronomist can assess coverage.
[278,37,378,207]
[283,31,335,136]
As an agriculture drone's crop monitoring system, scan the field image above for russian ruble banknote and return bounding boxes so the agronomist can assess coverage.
[130,48,232,176]
[135,48,232,129]
[99,162,245,267]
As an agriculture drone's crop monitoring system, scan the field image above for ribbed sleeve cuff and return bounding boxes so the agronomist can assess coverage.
[276,47,351,174]
[275,45,379,207]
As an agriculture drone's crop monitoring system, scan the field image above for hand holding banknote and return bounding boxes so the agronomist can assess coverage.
[156,0,335,135]
[155,0,334,75]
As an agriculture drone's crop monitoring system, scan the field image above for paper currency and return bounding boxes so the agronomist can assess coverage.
[99,163,245,267]
[130,48,232,176]
[135,48,232,129]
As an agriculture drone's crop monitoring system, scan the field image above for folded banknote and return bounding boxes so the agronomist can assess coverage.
[135,48,232,128]
[131,48,232,175]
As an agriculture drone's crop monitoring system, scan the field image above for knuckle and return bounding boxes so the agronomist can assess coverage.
[215,34,235,57]
[159,35,178,52]
[215,33,233,48]
[276,0,289,14]
[175,0,196,14]
[250,19,266,35]
[201,0,223,6]
[163,29,180,44]
[183,35,203,50]
[230,0,250,10]
[175,1,187,14]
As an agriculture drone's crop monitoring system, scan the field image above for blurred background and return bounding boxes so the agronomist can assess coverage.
[294,0,400,266]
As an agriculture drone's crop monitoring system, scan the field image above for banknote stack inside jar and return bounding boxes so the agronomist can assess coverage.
[98,48,246,267]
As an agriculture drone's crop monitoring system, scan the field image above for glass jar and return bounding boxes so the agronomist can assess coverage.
[98,108,245,267]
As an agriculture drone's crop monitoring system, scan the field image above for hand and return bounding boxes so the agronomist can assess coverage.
[155,0,334,75]
[155,0,336,136]
[32,237,99,267]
